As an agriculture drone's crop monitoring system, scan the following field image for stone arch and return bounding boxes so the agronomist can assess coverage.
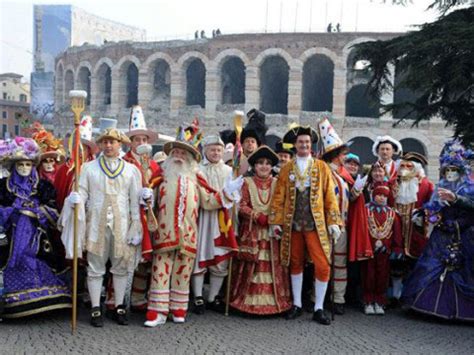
[342,37,376,66]
[55,62,64,106]
[75,63,92,106]
[96,62,112,107]
[177,51,210,68]
[93,57,114,76]
[64,68,75,101]
[254,48,293,67]
[214,49,251,70]
[302,53,334,112]
[347,136,377,166]
[115,56,141,108]
[259,55,289,114]
[346,84,380,118]
[141,52,175,73]
[220,56,246,105]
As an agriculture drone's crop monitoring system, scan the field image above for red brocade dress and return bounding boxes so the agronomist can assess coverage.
[230,176,292,315]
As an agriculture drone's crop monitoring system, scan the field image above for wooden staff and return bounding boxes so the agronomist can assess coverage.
[224,110,244,316]
[69,90,87,334]
[269,235,281,313]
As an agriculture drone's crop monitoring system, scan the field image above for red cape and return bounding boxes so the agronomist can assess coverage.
[337,166,373,261]
[123,151,161,260]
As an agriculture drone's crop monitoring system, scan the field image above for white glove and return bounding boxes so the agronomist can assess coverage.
[140,187,153,201]
[411,209,424,227]
[328,225,341,244]
[127,233,142,246]
[269,225,283,240]
[67,191,82,205]
[224,175,244,196]
[353,174,368,191]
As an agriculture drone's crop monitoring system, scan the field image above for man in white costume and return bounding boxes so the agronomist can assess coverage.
[191,135,238,314]
[63,128,143,327]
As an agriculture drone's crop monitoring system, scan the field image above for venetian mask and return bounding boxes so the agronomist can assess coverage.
[41,157,56,172]
[398,161,414,177]
[15,160,33,177]
[445,167,460,182]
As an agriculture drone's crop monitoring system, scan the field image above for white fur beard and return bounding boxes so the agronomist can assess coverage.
[396,178,419,205]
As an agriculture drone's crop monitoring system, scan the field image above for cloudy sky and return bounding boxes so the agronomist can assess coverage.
[1,0,440,79]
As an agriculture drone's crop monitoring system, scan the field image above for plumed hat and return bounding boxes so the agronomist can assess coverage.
[372,136,402,157]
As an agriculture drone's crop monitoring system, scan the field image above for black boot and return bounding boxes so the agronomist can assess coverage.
[114,304,129,326]
[207,296,225,313]
[285,306,303,320]
[312,309,331,325]
[193,296,205,315]
[333,303,345,315]
[90,307,104,327]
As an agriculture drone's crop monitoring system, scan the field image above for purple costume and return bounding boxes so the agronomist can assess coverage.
[0,168,71,318]
[402,142,474,321]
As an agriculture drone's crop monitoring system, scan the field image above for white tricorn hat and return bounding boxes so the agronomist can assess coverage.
[372,135,403,157]
[201,135,224,148]
[125,105,158,143]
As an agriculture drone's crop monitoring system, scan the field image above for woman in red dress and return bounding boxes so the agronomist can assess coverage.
[230,146,292,315]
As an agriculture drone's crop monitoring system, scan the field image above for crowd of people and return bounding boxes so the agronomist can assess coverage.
[0,106,473,327]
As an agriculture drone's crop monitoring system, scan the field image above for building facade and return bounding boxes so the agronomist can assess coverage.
[32,4,146,123]
[54,32,452,180]
[0,73,30,103]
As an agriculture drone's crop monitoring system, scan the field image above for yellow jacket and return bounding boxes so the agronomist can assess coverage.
[269,158,342,266]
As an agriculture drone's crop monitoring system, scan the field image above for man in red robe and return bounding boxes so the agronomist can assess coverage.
[372,136,403,183]
[391,151,434,305]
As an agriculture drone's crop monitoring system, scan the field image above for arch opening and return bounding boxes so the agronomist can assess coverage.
[64,70,74,100]
[346,84,380,118]
[347,136,376,166]
[149,60,171,113]
[125,63,139,108]
[56,65,64,106]
[221,57,245,105]
[186,58,206,108]
[260,55,289,114]
[302,54,334,112]
[77,67,91,106]
[97,63,112,107]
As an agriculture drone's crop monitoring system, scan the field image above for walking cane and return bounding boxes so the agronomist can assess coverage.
[69,90,87,334]
[331,235,335,321]
[224,110,244,316]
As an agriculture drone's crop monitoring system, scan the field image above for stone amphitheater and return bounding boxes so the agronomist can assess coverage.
[54,32,452,180]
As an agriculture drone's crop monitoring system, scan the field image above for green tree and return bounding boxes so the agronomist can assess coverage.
[354,2,474,145]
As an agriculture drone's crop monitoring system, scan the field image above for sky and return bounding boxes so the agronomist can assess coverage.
[0,0,441,80]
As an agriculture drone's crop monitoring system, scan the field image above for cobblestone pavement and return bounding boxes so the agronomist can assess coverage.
[1,305,473,354]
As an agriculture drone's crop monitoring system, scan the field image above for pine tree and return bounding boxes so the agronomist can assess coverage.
[354,3,474,145]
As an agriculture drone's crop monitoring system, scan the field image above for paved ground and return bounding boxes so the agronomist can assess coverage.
[1,304,473,354]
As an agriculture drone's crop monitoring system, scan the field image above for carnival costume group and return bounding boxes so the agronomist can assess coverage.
[1,105,473,327]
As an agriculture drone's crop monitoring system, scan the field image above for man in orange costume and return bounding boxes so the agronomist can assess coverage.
[269,126,342,325]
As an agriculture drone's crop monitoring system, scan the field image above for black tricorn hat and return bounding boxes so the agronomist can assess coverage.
[247,145,279,167]
[282,125,319,145]
[401,151,428,166]
[275,140,295,156]
[222,109,268,145]
[220,129,235,146]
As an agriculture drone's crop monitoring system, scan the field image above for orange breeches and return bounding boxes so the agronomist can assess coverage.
[290,230,330,282]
